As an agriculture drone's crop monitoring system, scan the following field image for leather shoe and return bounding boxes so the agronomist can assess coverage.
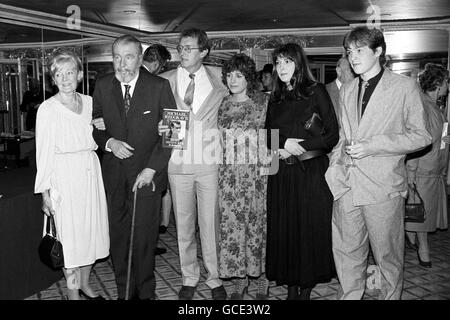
[79,289,105,300]
[178,286,196,300]
[417,251,432,268]
[155,247,167,255]
[159,225,168,234]
[211,285,227,300]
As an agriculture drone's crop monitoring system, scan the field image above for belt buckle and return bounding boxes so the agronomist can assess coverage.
[284,156,296,165]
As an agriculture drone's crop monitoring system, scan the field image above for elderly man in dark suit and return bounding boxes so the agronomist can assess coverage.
[92,34,176,300]
[325,56,355,118]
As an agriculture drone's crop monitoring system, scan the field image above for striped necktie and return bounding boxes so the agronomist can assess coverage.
[183,73,195,107]
[124,84,131,115]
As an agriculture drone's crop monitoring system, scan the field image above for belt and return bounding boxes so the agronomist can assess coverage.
[283,150,326,165]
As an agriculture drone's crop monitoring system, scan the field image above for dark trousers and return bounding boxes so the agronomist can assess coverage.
[107,168,161,299]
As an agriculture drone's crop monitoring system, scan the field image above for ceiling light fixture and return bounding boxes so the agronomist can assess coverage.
[123,10,136,14]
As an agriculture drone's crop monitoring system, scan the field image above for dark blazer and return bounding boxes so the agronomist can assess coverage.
[92,70,177,194]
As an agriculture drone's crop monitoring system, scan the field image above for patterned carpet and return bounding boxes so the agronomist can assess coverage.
[26,213,450,300]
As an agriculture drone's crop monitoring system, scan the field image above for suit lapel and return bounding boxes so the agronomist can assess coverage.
[194,67,226,119]
[356,69,390,135]
[171,72,191,112]
[345,80,360,138]
[112,77,126,123]
[127,72,145,119]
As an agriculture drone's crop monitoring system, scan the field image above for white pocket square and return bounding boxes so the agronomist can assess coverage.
[143,110,151,115]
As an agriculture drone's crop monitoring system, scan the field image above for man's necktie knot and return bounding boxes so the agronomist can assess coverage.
[184,74,195,107]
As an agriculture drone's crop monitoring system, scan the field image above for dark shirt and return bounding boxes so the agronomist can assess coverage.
[358,68,384,117]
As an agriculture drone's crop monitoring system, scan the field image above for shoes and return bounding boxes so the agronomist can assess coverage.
[230,278,248,300]
[255,276,269,300]
[255,293,268,300]
[230,287,248,300]
[117,296,156,300]
[178,286,196,300]
[79,289,105,300]
[159,225,168,234]
[155,247,167,255]
[230,292,244,300]
[211,285,227,300]
[286,285,299,300]
[299,287,313,300]
[417,251,432,268]
[405,235,418,250]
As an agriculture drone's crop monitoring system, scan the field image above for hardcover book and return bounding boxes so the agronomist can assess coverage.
[162,109,189,149]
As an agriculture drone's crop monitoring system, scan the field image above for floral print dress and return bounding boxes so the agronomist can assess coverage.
[217,92,269,278]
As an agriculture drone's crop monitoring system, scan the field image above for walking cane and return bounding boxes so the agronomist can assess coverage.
[125,188,138,300]
[125,180,156,300]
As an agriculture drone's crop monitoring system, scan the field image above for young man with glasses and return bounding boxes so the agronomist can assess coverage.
[160,28,228,300]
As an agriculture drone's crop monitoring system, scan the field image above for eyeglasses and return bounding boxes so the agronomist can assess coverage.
[176,45,201,54]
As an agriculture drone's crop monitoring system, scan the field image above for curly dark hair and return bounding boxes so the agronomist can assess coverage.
[418,63,449,93]
[221,53,258,98]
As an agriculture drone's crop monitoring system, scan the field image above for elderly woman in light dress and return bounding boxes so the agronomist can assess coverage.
[35,48,109,300]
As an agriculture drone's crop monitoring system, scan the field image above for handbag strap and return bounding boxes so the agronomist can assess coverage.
[411,183,424,204]
[46,215,58,238]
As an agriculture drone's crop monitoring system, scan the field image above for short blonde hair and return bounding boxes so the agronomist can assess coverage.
[47,48,83,82]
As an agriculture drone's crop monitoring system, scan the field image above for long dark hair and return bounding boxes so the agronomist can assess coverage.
[271,43,316,103]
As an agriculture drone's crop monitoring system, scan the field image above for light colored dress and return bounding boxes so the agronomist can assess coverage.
[35,94,109,269]
[217,92,268,278]
[406,93,448,232]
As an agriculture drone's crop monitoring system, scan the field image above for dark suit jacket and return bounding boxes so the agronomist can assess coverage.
[92,70,177,195]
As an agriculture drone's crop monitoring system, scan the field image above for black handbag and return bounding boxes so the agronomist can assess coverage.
[405,183,426,223]
[304,112,325,136]
[38,215,64,269]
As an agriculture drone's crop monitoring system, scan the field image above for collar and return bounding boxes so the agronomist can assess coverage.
[335,78,342,90]
[359,68,384,86]
[179,64,206,78]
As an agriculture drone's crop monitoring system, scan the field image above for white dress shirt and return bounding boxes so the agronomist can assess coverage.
[120,72,139,98]
[177,65,212,114]
[335,78,342,90]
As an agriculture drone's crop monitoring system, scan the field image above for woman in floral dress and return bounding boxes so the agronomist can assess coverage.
[217,54,270,300]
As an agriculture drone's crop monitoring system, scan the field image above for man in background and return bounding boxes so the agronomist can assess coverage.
[325,56,355,117]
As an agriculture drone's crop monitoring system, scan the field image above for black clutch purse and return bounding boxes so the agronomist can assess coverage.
[405,183,426,223]
[38,214,64,269]
[304,112,324,136]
